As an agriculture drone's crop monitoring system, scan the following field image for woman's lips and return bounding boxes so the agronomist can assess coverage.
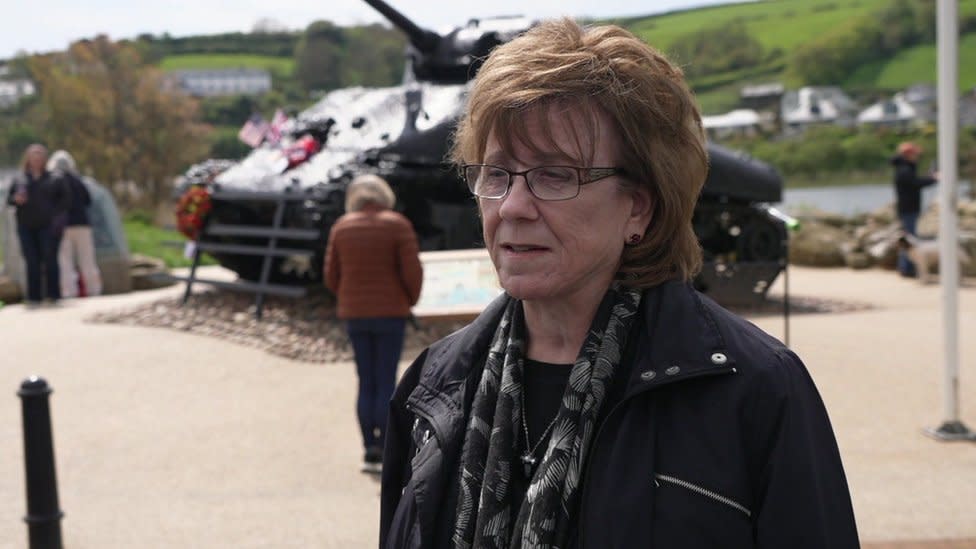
[502,243,548,253]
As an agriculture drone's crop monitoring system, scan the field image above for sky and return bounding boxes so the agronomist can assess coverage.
[0,0,739,61]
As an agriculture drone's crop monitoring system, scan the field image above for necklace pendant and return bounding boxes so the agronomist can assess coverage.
[521,453,536,477]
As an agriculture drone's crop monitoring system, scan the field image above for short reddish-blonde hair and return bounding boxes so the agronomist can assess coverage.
[897,141,921,157]
[20,143,48,173]
[451,18,707,288]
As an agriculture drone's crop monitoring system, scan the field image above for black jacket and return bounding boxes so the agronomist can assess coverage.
[57,171,92,226]
[380,281,859,549]
[5,170,70,230]
[892,155,936,215]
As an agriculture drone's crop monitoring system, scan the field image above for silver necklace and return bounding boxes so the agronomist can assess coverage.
[520,385,559,478]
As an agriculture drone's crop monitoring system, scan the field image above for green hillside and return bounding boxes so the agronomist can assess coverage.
[160,54,294,77]
[846,32,976,91]
[628,0,891,53]
[618,0,976,113]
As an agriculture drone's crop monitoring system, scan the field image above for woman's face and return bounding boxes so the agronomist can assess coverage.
[26,147,47,173]
[479,104,652,307]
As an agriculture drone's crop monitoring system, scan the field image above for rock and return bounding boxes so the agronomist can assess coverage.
[844,251,873,269]
[0,275,22,303]
[789,221,847,267]
[130,254,174,291]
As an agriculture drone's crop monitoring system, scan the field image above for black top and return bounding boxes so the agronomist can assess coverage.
[891,154,936,216]
[5,171,70,230]
[57,171,91,226]
[522,358,573,450]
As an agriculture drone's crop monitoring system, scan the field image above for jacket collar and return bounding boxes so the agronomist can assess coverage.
[406,281,737,430]
[623,280,737,395]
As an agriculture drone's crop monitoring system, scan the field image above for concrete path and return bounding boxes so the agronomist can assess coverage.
[1,266,975,548]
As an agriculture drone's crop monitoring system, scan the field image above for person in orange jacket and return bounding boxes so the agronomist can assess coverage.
[324,174,423,474]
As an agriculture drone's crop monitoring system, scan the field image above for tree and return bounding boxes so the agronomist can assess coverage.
[342,24,405,87]
[28,35,208,207]
[668,21,764,79]
[294,20,345,93]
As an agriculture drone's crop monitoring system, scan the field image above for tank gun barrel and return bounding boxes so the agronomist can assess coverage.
[363,0,440,53]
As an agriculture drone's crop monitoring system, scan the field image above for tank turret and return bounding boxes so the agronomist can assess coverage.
[363,0,525,83]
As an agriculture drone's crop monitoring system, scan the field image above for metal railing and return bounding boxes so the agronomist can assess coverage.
[172,189,320,320]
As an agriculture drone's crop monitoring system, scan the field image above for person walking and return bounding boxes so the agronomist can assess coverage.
[324,174,423,474]
[380,19,858,549]
[892,141,938,277]
[5,144,70,306]
[48,150,102,298]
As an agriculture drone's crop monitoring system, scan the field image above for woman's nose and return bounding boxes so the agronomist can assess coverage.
[497,176,539,220]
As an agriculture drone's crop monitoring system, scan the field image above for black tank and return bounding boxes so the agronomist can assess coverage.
[181,0,786,306]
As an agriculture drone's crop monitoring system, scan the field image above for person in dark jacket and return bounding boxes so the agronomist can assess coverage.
[325,174,424,474]
[48,150,102,298]
[379,19,859,549]
[891,141,938,277]
[5,144,70,306]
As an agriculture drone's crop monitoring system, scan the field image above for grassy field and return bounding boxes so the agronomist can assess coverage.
[124,217,215,269]
[845,32,976,91]
[627,0,891,54]
[160,54,294,77]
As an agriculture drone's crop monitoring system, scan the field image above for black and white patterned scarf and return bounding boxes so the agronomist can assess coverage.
[452,285,642,549]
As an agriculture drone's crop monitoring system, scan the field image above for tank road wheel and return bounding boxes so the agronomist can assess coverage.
[736,217,783,262]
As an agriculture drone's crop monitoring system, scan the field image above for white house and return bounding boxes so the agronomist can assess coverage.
[171,68,272,97]
[781,86,858,131]
[702,109,763,139]
[0,79,36,108]
[857,93,919,128]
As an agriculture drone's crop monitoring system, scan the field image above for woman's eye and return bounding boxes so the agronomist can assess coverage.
[485,168,509,181]
[534,167,575,183]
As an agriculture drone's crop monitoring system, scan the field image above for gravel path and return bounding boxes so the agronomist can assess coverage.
[86,287,871,363]
[87,288,469,363]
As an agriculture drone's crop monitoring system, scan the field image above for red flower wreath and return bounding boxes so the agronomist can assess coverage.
[175,186,213,240]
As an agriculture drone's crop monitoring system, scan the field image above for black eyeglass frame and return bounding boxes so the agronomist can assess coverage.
[460,164,627,201]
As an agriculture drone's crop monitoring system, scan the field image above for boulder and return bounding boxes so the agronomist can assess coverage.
[844,251,873,270]
[0,275,21,303]
[789,221,848,267]
[130,254,174,291]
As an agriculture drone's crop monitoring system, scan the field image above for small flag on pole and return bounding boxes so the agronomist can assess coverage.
[238,114,270,148]
[266,109,289,145]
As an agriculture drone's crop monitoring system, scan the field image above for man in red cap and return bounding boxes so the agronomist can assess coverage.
[891,141,938,277]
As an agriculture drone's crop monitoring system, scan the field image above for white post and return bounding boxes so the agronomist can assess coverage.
[926,0,974,441]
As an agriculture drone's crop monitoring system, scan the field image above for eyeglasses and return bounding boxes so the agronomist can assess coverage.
[461,164,626,201]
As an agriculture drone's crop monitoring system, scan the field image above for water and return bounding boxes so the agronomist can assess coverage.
[779,180,973,217]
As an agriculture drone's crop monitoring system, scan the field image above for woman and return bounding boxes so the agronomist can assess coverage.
[48,150,102,298]
[324,174,424,474]
[5,144,69,306]
[380,19,859,549]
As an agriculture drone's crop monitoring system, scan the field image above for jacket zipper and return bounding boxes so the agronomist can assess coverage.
[654,473,752,518]
[577,367,734,546]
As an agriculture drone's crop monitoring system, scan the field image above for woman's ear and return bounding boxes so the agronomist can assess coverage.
[627,185,654,235]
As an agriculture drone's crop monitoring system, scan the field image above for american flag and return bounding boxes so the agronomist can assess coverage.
[266,109,290,145]
[238,114,269,148]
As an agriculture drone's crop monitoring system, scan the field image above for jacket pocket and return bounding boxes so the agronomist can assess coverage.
[385,415,431,549]
[654,472,752,519]
[385,482,422,549]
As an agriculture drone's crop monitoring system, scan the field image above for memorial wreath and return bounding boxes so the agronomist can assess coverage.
[175,186,212,240]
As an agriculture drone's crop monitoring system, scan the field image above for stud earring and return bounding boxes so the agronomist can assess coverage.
[628,234,641,245]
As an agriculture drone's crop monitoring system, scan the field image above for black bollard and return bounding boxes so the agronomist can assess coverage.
[18,376,64,549]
